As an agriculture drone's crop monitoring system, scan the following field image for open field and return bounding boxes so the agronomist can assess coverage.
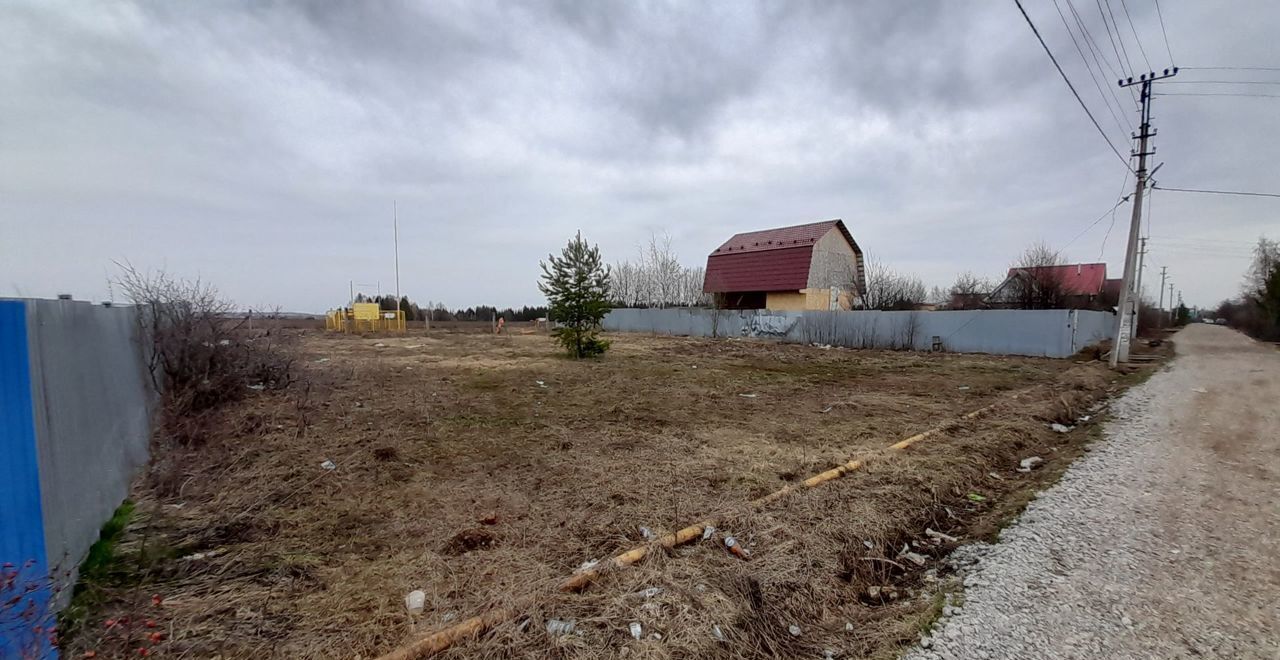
[63,330,1147,658]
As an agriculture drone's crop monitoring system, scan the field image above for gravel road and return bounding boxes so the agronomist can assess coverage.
[908,324,1280,660]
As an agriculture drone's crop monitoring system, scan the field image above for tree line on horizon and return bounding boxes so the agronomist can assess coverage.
[346,293,547,323]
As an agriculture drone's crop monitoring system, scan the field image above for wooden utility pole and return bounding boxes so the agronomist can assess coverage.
[1111,68,1177,367]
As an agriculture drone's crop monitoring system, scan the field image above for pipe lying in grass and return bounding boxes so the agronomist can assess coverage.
[377,398,1010,659]
[558,520,713,592]
[379,606,518,660]
[889,404,997,451]
[750,458,865,506]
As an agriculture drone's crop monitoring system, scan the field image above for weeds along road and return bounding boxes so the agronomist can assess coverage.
[909,324,1280,660]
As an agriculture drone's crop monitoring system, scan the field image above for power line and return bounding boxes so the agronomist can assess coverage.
[1155,91,1280,98]
[1154,185,1280,199]
[1150,251,1252,260]
[1062,194,1131,251]
[1153,236,1260,247]
[1118,0,1153,71]
[1067,0,1121,78]
[1163,80,1280,86]
[1181,66,1280,72]
[1152,0,1175,66]
[1067,0,1138,124]
[1067,0,1138,111]
[1151,244,1255,257]
[1092,168,1135,259]
[1101,0,1136,74]
[1154,240,1255,250]
[1052,0,1132,138]
[1098,199,1123,259]
[1015,0,1136,173]
[1154,248,1255,258]
[1094,0,1140,104]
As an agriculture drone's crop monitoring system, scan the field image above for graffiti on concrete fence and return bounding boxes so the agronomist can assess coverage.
[742,313,796,337]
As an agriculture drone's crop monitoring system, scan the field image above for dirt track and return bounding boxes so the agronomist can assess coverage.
[911,324,1280,659]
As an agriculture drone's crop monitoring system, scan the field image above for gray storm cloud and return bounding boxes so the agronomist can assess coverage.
[2,0,1275,311]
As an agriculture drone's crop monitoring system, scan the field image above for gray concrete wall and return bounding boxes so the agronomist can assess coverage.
[22,299,154,576]
[1071,308,1116,348]
[603,308,1117,358]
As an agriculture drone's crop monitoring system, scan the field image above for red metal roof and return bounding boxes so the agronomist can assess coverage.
[711,219,844,255]
[1005,263,1108,296]
[703,245,814,292]
[703,219,863,293]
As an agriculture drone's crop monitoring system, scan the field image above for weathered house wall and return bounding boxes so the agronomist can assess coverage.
[807,227,860,293]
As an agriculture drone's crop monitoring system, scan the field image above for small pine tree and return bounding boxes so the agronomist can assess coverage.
[539,231,612,358]
[1174,302,1191,326]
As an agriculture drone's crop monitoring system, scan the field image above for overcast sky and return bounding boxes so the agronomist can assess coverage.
[2,1,1276,312]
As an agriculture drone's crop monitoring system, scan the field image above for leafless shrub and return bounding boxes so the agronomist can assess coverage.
[114,264,297,442]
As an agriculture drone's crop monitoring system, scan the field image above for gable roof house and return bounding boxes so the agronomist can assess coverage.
[986,262,1122,310]
[703,219,865,310]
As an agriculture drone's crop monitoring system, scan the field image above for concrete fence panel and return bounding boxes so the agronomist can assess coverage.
[603,308,1118,358]
[25,299,154,575]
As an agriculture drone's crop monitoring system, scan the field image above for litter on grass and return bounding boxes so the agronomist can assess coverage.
[546,619,576,636]
[404,590,425,615]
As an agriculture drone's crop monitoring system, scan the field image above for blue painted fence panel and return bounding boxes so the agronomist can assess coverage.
[0,301,56,659]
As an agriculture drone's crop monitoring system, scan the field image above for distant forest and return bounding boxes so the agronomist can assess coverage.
[347,293,547,322]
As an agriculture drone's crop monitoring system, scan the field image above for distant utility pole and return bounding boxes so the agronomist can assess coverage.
[1130,236,1148,338]
[1169,282,1175,313]
[1111,67,1178,367]
[393,200,401,322]
[1158,266,1168,326]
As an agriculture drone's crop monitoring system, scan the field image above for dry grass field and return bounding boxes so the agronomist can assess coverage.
[64,329,1146,659]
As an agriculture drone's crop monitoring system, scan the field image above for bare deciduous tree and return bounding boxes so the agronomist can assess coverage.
[609,232,710,308]
[861,257,927,310]
[999,241,1068,309]
[946,271,994,309]
[1244,236,1280,299]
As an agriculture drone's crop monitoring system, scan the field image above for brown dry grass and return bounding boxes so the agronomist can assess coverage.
[63,330,1133,659]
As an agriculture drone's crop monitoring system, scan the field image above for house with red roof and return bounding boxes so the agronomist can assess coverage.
[987,262,1122,310]
[702,219,865,310]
